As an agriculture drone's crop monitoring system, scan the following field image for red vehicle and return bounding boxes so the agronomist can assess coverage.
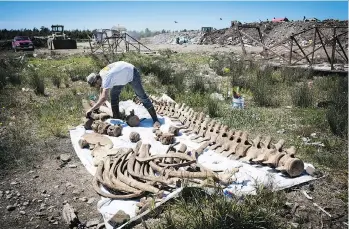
[12,36,34,52]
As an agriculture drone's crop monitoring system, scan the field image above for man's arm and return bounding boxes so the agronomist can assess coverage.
[86,88,109,116]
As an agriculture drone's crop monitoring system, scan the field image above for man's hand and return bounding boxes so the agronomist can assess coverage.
[85,109,93,119]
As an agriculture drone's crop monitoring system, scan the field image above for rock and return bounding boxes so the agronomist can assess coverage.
[19,211,26,215]
[291,222,299,228]
[305,164,316,175]
[68,164,77,168]
[5,190,10,194]
[87,198,95,204]
[33,175,39,179]
[108,210,130,227]
[52,221,58,225]
[6,205,16,211]
[60,153,71,162]
[6,194,12,199]
[277,129,286,134]
[86,219,100,228]
[72,190,80,195]
[35,212,47,217]
[23,201,29,206]
[129,132,141,143]
[65,182,75,188]
[42,190,47,194]
[79,197,88,202]
[10,181,18,185]
[310,133,317,138]
[54,185,59,189]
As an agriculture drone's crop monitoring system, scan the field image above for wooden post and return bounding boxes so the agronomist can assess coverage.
[311,28,317,65]
[289,37,293,64]
[292,36,311,64]
[331,27,337,70]
[336,36,348,61]
[257,27,266,52]
[237,27,247,56]
[316,28,332,63]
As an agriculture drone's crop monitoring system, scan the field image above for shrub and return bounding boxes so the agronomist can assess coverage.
[51,73,61,88]
[280,67,309,85]
[159,48,174,58]
[191,74,206,94]
[250,66,280,107]
[207,97,221,117]
[290,82,314,108]
[28,69,45,95]
[326,77,348,137]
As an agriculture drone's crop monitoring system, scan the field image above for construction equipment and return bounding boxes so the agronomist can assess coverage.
[201,27,213,33]
[47,25,77,50]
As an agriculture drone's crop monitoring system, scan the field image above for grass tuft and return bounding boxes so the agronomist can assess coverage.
[155,186,286,229]
[290,82,313,108]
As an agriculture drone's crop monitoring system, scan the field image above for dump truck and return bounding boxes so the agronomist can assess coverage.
[47,25,77,50]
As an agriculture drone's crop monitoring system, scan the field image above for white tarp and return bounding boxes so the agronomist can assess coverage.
[69,99,316,229]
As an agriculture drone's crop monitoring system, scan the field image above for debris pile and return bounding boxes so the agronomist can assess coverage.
[144,20,348,47]
[142,30,203,45]
[200,20,348,47]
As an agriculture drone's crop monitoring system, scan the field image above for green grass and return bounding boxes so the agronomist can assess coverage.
[155,186,287,229]
[34,91,83,138]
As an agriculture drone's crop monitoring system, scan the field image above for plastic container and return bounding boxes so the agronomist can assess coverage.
[232,97,245,109]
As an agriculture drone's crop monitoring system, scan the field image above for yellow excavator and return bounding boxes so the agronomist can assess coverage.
[47,25,77,50]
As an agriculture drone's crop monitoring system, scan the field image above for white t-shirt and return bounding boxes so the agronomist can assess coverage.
[99,61,134,88]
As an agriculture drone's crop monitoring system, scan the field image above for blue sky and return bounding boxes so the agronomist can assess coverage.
[0,1,348,31]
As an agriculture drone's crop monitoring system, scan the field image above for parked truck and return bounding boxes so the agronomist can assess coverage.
[12,36,34,52]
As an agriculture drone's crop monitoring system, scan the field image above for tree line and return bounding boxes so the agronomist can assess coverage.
[0,26,175,40]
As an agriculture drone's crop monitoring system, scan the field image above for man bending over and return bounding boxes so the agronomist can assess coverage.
[86,61,161,129]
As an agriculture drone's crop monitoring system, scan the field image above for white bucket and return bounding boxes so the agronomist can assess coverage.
[232,97,244,109]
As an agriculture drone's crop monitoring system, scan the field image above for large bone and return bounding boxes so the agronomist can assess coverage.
[108,154,143,193]
[190,118,213,140]
[208,125,230,150]
[221,132,250,158]
[117,153,162,194]
[81,133,113,149]
[127,149,176,186]
[240,135,263,162]
[194,121,222,143]
[92,160,144,199]
[216,130,242,154]
[185,113,206,135]
[275,146,304,177]
[262,139,286,167]
[252,136,272,163]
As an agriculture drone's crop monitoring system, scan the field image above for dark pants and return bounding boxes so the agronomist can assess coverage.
[110,68,154,112]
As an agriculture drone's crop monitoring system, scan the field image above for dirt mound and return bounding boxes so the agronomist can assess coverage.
[142,30,202,45]
[201,20,348,47]
[144,20,348,48]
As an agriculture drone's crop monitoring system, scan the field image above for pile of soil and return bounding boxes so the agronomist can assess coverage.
[201,20,348,47]
[143,20,348,48]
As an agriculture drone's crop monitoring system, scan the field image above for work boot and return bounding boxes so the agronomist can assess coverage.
[147,106,161,129]
[112,104,121,119]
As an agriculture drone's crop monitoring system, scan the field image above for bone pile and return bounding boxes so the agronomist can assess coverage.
[91,141,238,202]
[134,95,305,178]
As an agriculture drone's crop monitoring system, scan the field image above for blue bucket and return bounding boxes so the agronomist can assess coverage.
[232,97,244,109]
